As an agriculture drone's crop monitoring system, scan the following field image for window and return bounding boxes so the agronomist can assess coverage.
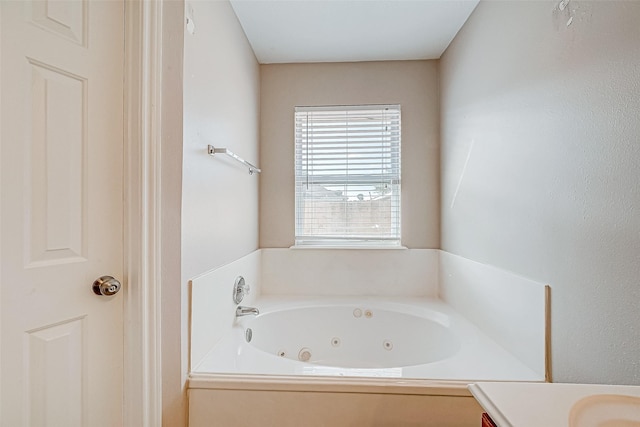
[295,105,401,246]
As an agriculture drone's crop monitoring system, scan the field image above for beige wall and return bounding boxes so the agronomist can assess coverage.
[260,61,440,248]
[178,1,260,426]
[182,1,260,280]
[440,1,640,385]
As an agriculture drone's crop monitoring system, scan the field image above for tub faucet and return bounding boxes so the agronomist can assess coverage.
[236,305,259,317]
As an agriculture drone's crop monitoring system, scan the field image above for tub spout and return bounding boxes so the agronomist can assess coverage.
[236,305,259,317]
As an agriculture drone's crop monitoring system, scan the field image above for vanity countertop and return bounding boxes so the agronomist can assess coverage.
[469,381,640,427]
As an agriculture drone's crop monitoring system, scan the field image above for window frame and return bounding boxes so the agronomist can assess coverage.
[294,104,402,248]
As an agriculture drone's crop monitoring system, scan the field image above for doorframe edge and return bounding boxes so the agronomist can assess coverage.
[123,0,164,425]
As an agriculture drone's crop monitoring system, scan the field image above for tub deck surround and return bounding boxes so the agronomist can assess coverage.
[439,251,549,380]
[189,249,549,380]
[189,250,262,371]
[189,371,475,395]
[260,248,440,297]
[192,296,542,382]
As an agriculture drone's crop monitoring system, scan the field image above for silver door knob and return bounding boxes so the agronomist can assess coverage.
[93,276,122,296]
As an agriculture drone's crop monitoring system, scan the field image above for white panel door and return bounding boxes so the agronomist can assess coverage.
[1,1,124,426]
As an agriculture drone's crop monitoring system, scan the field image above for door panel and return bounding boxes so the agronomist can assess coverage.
[1,1,124,426]
[27,59,88,266]
[29,0,87,46]
[26,317,85,426]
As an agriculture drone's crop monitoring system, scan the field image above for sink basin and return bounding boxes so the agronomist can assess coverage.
[569,394,640,427]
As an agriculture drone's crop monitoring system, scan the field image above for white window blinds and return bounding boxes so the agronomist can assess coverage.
[295,105,401,246]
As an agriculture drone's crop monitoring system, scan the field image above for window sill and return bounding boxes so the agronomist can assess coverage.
[290,245,408,250]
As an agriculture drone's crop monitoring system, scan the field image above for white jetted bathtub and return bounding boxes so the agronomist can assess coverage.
[248,303,458,369]
[188,250,548,426]
[193,297,541,381]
